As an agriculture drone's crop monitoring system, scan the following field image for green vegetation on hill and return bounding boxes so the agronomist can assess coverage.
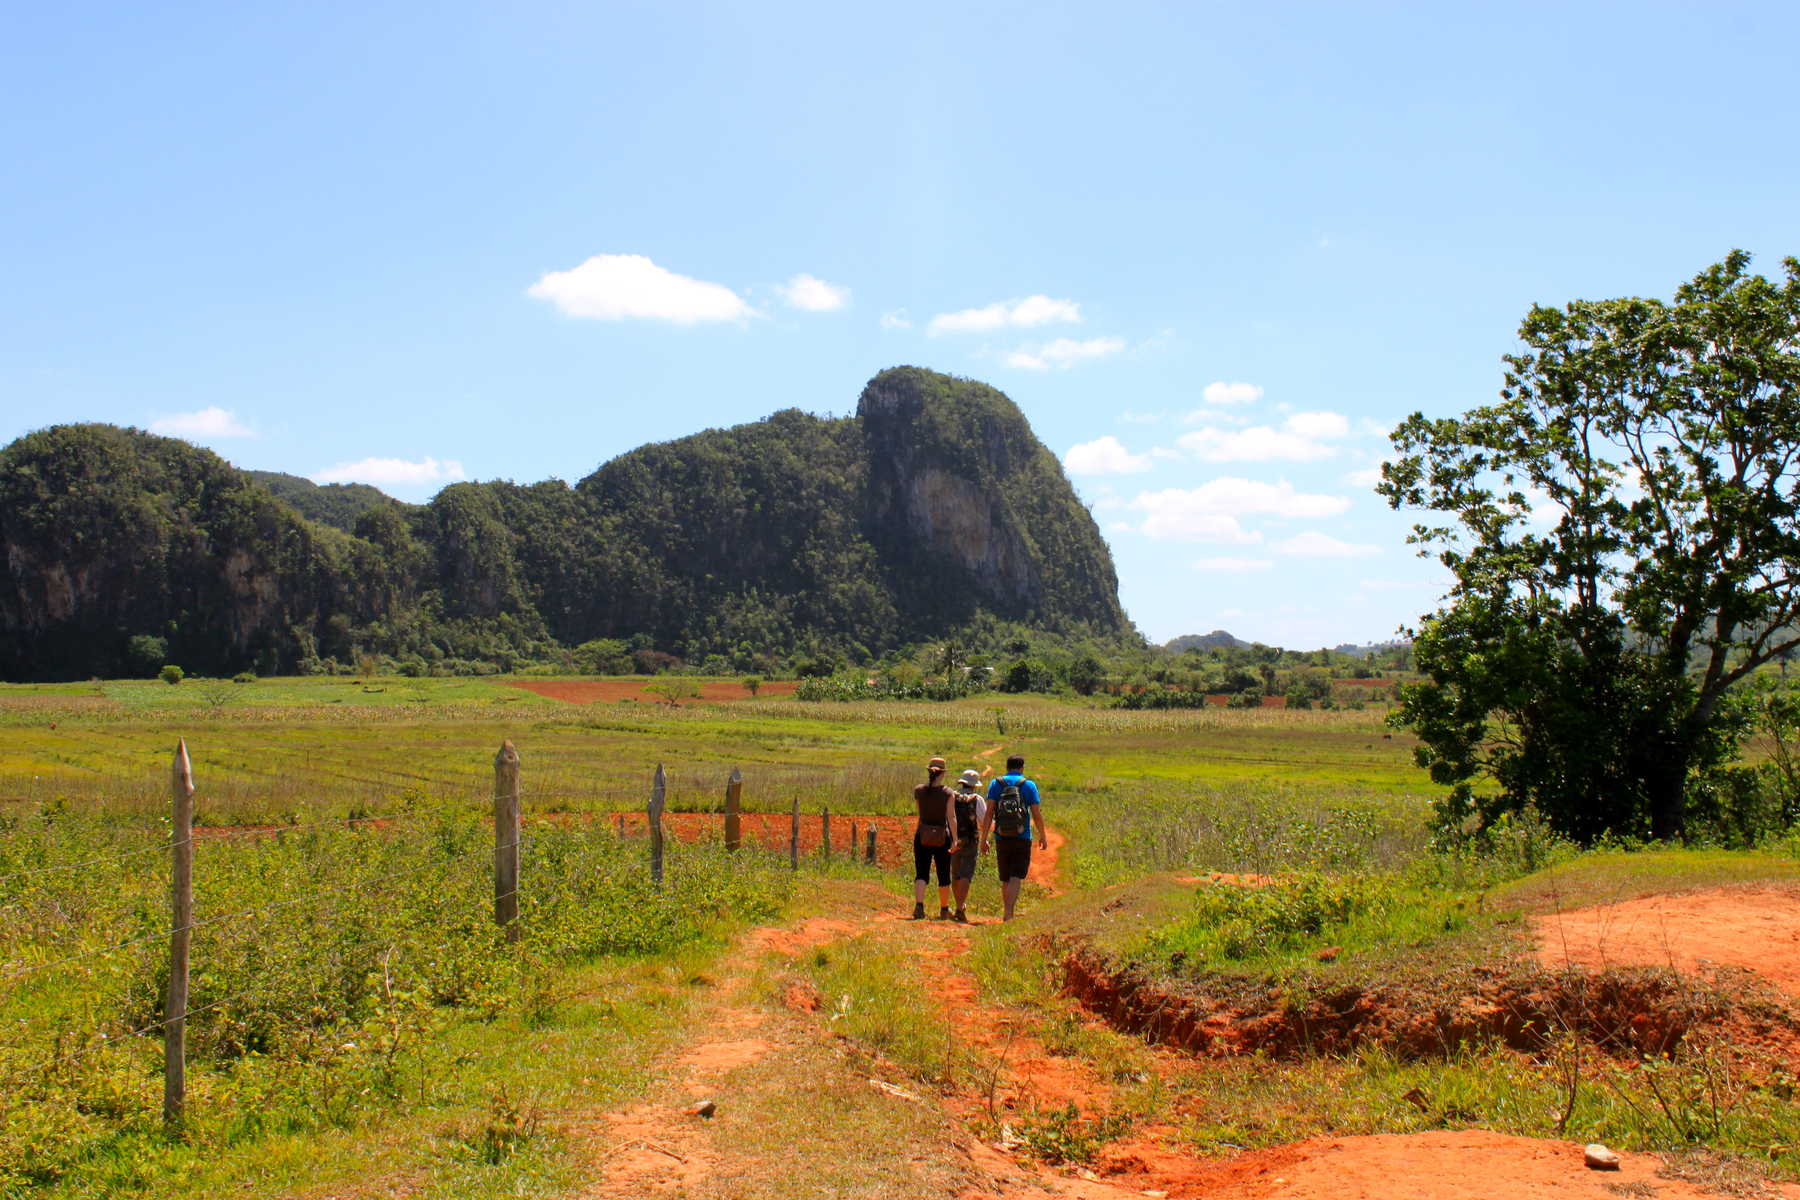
[0,368,1129,681]
[245,470,405,532]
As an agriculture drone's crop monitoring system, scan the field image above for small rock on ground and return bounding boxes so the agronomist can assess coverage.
[1584,1143,1621,1170]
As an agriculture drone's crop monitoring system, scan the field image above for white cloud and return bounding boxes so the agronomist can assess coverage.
[775,273,850,312]
[1181,407,1251,427]
[526,253,753,323]
[1202,381,1263,407]
[1273,530,1381,557]
[927,294,1081,335]
[1106,520,1134,534]
[1345,466,1383,487]
[1193,556,1274,571]
[880,309,912,329]
[1065,435,1153,475]
[1119,410,1163,424]
[1132,490,1263,544]
[312,456,467,487]
[1284,410,1350,439]
[1178,411,1352,463]
[1179,425,1336,463]
[149,406,256,439]
[1138,478,1349,519]
[1005,336,1126,371]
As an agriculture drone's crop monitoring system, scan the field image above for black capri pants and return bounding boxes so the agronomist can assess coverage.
[913,831,951,885]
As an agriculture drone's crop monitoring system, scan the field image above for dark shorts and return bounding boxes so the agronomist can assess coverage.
[913,832,950,885]
[950,840,979,882]
[995,835,1032,882]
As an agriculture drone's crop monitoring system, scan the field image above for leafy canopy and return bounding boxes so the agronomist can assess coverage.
[1380,250,1800,841]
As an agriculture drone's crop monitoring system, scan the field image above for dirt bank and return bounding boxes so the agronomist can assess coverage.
[1060,949,1742,1060]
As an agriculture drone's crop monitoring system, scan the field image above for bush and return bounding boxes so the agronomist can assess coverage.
[232,671,256,684]
[159,664,184,685]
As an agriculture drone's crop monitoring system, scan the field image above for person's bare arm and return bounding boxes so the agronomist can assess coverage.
[1032,802,1048,851]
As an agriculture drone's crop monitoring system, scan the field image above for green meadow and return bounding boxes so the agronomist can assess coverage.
[5,675,1799,1197]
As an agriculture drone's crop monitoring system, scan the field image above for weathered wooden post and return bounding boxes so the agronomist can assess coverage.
[789,793,800,870]
[493,741,521,941]
[616,812,626,838]
[649,763,666,886]
[822,808,831,859]
[849,819,859,859]
[724,767,743,851]
[165,739,194,1127]
[865,826,876,864]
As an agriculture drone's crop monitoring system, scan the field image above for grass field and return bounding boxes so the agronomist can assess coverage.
[5,674,1799,1198]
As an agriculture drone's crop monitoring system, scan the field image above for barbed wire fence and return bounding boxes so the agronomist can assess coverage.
[0,737,889,1129]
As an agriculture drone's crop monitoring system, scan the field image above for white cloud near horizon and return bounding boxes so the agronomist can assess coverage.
[149,406,256,439]
[1065,435,1153,475]
[1140,478,1350,519]
[1132,490,1264,544]
[880,309,912,329]
[1005,336,1126,371]
[1193,556,1275,571]
[1179,410,1352,463]
[775,273,850,312]
[1274,530,1381,557]
[928,294,1081,335]
[1201,381,1263,407]
[527,253,753,323]
[312,456,467,487]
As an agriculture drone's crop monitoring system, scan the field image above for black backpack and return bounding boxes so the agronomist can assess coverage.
[992,779,1028,838]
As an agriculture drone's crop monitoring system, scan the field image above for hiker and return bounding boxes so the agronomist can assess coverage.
[948,768,987,923]
[911,755,956,920]
[981,754,1047,922]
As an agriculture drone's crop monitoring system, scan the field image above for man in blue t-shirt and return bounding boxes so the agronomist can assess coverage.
[980,754,1048,922]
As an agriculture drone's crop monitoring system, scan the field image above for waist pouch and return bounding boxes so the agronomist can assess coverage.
[917,823,950,848]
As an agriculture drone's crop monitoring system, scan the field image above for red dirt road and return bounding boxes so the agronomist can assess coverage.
[508,679,798,704]
[1533,884,1800,999]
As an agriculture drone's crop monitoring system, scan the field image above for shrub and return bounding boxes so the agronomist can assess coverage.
[159,664,184,685]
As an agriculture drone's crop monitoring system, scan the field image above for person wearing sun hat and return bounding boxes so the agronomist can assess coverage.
[910,755,957,920]
[947,768,987,922]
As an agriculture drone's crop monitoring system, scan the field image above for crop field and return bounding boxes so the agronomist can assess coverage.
[5,676,1800,1200]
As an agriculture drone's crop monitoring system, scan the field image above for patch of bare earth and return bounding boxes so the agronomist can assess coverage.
[1534,884,1800,999]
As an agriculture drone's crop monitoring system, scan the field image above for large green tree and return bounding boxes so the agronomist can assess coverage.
[1380,251,1800,841]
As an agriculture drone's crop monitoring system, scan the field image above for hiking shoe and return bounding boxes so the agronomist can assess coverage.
[911,903,926,920]
[954,909,968,924]
[937,906,952,920]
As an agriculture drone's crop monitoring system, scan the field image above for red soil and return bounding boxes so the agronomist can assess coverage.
[507,678,798,705]
[1533,884,1800,1000]
[612,810,914,868]
[1180,1131,1800,1199]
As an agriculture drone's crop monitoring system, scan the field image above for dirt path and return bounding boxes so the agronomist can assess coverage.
[554,829,1795,1200]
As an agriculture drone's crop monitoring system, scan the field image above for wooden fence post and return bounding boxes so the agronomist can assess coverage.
[493,741,521,941]
[164,739,194,1127]
[822,808,831,859]
[615,812,626,838]
[789,793,800,870]
[649,764,666,886]
[865,826,876,864]
[724,767,742,852]
[849,820,858,859]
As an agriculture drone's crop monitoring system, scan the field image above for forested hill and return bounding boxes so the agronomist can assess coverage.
[0,367,1128,680]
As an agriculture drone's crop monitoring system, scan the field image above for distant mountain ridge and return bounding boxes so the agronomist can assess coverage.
[0,368,1129,679]
[1164,630,1410,656]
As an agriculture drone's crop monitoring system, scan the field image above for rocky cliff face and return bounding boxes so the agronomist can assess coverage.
[858,367,1124,633]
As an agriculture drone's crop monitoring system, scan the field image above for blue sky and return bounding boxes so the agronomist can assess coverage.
[4,1,1797,647]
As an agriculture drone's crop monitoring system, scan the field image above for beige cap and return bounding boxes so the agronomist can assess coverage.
[927,756,947,771]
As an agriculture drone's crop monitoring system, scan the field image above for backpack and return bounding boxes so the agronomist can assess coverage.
[992,778,1028,838]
